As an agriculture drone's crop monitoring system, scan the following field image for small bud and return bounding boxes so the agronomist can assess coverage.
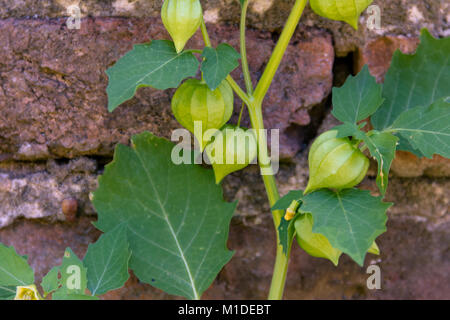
[284,200,300,221]
[62,198,78,222]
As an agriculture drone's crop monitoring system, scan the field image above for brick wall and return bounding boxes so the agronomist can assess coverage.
[0,0,448,299]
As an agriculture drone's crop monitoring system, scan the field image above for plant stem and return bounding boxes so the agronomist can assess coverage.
[200,18,251,105]
[253,0,308,105]
[240,0,253,95]
[202,2,309,299]
[200,18,212,47]
[251,0,308,300]
[247,103,289,300]
[237,102,245,127]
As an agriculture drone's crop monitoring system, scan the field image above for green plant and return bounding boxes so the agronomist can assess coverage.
[1,0,448,300]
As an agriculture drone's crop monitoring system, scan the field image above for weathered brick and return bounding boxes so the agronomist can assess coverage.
[0,18,333,161]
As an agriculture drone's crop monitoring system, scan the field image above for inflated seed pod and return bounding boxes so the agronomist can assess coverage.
[295,213,380,266]
[161,0,203,53]
[295,213,342,266]
[172,79,233,150]
[205,125,257,184]
[304,130,369,194]
[309,0,373,29]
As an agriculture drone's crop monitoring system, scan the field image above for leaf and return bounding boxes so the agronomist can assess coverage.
[390,98,450,158]
[334,122,367,139]
[0,285,16,300]
[277,215,300,256]
[59,248,87,295]
[52,292,99,300]
[201,44,240,90]
[106,40,200,111]
[334,123,398,196]
[92,132,236,300]
[302,189,391,266]
[332,65,383,124]
[273,191,304,255]
[362,132,399,195]
[271,190,303,211]
[41,266,60,297]
[0,243,34,286]
[372,29,450,133]
[84,224,131,296]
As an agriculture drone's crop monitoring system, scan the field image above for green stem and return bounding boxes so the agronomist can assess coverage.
[252,0,308,300]
[201,3,308,299]
[240,0,253,94]
[253,0,308,105]
[200,18,212,47]
[201,18,250,106]
[247,103,288,300]
[185,49,203,54]
[227,75,252,106]
[237,102,245,127]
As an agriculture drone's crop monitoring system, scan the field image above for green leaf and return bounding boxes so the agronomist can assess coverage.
[332,65,383,124]
[335,123,399,196]
[363,132,399,196]
[372,29,450,132]
[201,44,240,90]
[277,215,300,256]
[273,191,304,255]
[41,266,60,297]
[106,40,200,111]
[271,190,303,211]
[92,132,235,300]
[84,224,131,296]
[302,189,391,266]
[0,285,16,300]
[0,243,34,286]
[334,122,366,139]
[59,248,87,295]
[390,98,450,158]
[52,292,99,300]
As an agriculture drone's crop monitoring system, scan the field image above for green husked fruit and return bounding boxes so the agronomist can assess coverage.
[172,79,233,150]
[309,0,373,29]
[295,213,380,265]
[305,130,369,194]
[205,125,257,184]
[295,213,342,266]
[161,0,203,53]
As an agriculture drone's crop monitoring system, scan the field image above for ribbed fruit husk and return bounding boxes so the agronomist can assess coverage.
[161,0,203,53]
[171,79,233,150]
[305,130,369,194]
